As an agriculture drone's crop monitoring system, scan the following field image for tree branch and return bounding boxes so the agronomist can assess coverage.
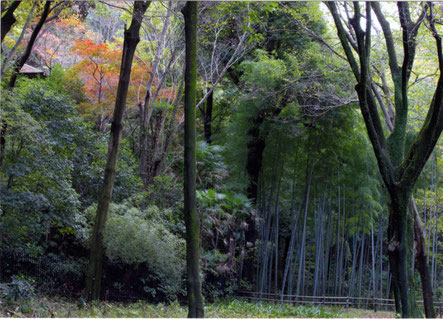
[371,2,400,76]
[325,2,360,80]
[334,1,395,189]
[399,5,443,187]
[1,0,21,42]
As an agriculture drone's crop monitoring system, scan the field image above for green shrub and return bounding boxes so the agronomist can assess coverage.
[104,205,184,273]
[0,82,84,256]
[81,202,185,300]
[145,175,183,211]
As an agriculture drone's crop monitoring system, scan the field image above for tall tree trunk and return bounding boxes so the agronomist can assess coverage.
[242,115,263,286]
[387,190,420,317]
[8,1,51,89]
[246,114,266,203]
[1,1,21,43]
[182,2,204,317]
[327,2,443,316]
[84,1,150,302]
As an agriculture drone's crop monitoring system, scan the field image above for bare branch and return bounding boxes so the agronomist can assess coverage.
[196,26,249,110]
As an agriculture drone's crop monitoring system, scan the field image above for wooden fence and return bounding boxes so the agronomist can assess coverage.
[239,291,443,316]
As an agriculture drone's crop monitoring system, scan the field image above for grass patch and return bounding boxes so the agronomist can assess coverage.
[344,307,395,318]
[1,296,346,317]
[206,299,343,317]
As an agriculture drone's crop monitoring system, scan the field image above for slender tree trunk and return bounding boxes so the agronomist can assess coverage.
[313,185,327,296]
[152,77,184,178]
[430,166,437,290]
[386,264,391,299]
[267,231,274,294]
[349,232,357,297]
[323,200,332,296]
[313,200,320,296]
[145,111,165,184]
[296,160,314,296]
[357,233,365,307]
[84,1,150,302]
[412,196,436,318]
[1,1,21,43]
[273,173,282,293]
[8,1,51,89]
[281,172,299,301]
[318,194,327,296]
[338,189,346,296]
[1,2,36,77]
[182,2,204,317]
[371,222,376,308]
[378,214,383,299]
[334,186,341,296]
[203,90,213,144]
[139,97,150,185]
[0,121,6,171]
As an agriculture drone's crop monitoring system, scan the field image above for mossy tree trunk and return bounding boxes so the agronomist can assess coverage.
[84,0,150,302]
[327,2,442,317]
[182,2,204,318]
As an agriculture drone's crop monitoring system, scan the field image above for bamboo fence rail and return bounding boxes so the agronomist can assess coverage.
[239,290,443,316]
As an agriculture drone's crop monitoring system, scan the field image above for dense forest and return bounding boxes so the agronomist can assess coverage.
[0,1,442,318]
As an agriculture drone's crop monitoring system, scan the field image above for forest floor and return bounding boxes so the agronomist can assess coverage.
[0,296,399,318]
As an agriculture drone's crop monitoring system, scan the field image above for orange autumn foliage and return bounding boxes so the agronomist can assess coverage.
[69,39,122,124]
[69,39,177,128]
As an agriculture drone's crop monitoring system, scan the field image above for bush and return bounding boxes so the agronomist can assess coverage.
[0,275,36,314]
[145,175,183,211]
[0,82,83,256]
[36,254,87,295]
[81,202,185,301]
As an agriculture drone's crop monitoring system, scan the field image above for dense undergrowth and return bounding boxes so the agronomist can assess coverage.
[0,296,361,318]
